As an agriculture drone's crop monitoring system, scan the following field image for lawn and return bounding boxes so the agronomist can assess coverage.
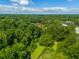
[31,42,59,59]
[31,45,45,59]
[52,42,59,51]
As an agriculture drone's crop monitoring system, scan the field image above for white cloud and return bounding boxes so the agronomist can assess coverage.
[42,7,69,12]
[0,5,70,13]
[20,7,69,12]
[0,4,79,14]
[10,0,30,5]
[0,5,70,12]
[0,5,18,10]
[19,0,29,5]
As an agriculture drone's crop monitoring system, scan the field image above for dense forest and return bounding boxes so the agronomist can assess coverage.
[0,15,79,59]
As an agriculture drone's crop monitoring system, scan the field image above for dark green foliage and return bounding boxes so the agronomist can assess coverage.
[0,15,78,59]
[0,43,31,59]
[7,33,16,46]
[46,20,75,41]
[63,43,79,59]
[39,34,54,47]
[57,33,76,52]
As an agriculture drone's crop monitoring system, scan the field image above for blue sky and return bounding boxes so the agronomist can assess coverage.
[0,0,79,14]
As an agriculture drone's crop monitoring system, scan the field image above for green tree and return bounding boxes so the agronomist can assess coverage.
[57,33,76,54]
[39,34,54,47]
[65,43,79,59]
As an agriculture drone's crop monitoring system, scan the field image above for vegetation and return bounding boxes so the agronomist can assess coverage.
[0,15,79,59]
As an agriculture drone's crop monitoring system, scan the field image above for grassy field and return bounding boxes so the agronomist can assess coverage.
[31,42,59,59]
[52,42,59,51]
[31,45,45,59]
[39,48,68,59]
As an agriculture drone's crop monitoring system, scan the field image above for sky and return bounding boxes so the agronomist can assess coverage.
[0,0,79,14]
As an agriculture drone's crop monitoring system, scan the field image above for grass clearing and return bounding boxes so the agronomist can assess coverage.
[31,42,59,59]
[31,45,45,59]
[52,42,59,51]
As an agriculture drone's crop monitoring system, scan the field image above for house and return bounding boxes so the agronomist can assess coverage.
[62,21,73,27]
[62,24,68,27]
[62,21,79,34]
